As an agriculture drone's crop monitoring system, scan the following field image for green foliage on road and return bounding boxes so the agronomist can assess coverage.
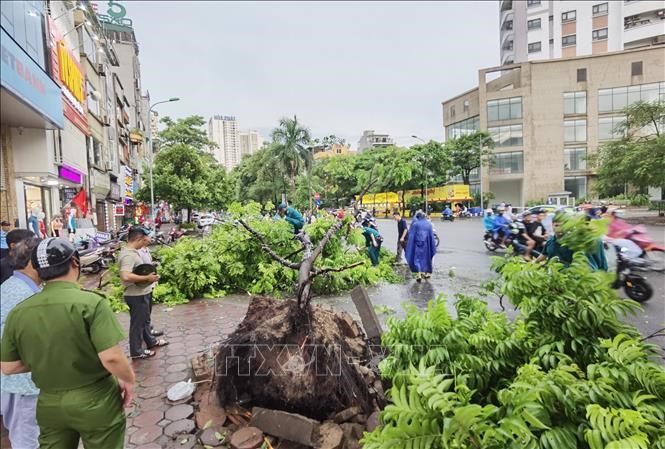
[592,100,665,197]
[114,203,399,309]
[363,220,665,449]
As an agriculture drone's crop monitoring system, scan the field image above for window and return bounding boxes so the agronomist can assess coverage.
[527,18,541,30]
[562,10,576,22]
[592,3,608,16]
[0,1,46,69]
[450,106,455,118]
[563,91,587,115]
[577,68,587,82]
[564,148,587,171]
[488,124,523,147]
[487,97,522,122]
[504,20,513,30]
[528,42,542,53]
[592,28,608,40]
[463,100,470,112]
[447,116,480,139]
[564,176,587,200]
[562,35,577,47]
[549,15,553,21]
[564,119,586,142]
[598,83,665,112]
[549,38,554,44]
[599,116,626,140]
[632,61,643,76]
[491,151,524,174]
[86,80,100,116]
[527,0,541,6]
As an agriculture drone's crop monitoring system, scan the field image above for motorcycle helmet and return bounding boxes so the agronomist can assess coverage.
[485,209,493,215]
[32,238,77,271]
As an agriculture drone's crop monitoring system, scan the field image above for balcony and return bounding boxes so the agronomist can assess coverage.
[624,13,665,44]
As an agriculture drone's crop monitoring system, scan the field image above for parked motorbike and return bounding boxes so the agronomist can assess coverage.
[169,227,186,243]
[611,243,654,302]
[79,248,103,274]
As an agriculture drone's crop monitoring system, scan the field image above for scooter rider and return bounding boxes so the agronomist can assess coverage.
[492,206,511,248]
[482,209,495,231]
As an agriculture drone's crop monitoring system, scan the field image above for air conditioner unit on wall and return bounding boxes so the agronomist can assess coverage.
[105,161,113,171]
[97,64,105,75]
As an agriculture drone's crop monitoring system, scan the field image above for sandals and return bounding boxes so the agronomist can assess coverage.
[131,349,156,359]
[149,338,169,349]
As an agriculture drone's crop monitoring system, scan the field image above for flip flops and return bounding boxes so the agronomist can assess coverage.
[149,338,169,349]
[131,349,156,359]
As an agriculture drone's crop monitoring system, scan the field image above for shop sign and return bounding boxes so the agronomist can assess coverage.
[62,187,78,204]
[47,18,89,136]
[114,204,125,216]
[97,1,134,27]
[0,28,64,129]
[121,165,133,203]
[58,165,83,184]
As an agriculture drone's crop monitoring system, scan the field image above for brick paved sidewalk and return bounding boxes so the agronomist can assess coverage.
[1,297,248,449]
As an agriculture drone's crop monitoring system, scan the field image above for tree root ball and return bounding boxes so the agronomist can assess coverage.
[215,296,374,420]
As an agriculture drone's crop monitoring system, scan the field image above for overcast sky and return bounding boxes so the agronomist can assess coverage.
[124,1,499,149]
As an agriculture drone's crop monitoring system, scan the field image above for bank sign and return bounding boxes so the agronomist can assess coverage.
[0,28,64,128]
[47,18,89,135]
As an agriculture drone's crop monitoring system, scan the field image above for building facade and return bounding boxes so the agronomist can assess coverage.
[500,0,665,65]
[238,129,264,158]
[208,115,240,171]
[442,45,665,205]
[1,0,150,232]
[313,143,354,160]
[357,130,394,152]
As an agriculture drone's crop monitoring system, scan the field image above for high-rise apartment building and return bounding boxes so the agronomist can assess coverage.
[208,116,240,171]
[500,0,665,65]
[357,130,394,152]
[442,45,665,205]
[238,130,264,158]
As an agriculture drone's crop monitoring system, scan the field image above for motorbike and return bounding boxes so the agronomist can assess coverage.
[79,248,103,274]
[433,229,440,248]
[168,227,186,243]
[607,216,665,272]
[611,242,653,302]
[483,224,517,252]
[441,213,454,222]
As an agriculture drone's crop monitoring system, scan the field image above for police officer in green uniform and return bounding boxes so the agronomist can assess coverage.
[1,238,136,449]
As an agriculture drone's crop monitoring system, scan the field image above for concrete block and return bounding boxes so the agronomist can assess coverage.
[350,286,382,339]
[250,407,319,447]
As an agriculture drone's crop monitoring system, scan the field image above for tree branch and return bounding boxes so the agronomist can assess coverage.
[309,220,344,265]
[314,261,364,277]
[237,220,301,269]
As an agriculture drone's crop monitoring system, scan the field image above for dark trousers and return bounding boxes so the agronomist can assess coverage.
[125,294,156,356]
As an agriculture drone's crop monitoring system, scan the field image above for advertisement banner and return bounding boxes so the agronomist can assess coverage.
[0,28,64,129]
[47,17,89,136]
[122,165,133,203]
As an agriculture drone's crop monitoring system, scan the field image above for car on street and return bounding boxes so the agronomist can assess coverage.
[197,214,215,228]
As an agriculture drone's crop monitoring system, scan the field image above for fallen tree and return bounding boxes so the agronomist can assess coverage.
[214,216,387,420]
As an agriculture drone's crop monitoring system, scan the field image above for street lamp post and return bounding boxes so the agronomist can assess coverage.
[411,135,429,214]
[148,97,180,224]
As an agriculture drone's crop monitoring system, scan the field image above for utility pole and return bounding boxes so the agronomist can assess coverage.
[479,134,484,211]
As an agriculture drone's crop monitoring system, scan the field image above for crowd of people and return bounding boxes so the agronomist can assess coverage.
[0,221,173,448]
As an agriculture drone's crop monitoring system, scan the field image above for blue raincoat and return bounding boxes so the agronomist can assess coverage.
[405,215,436,274]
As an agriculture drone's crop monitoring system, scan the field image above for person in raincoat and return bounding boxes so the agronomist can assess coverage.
[405,210,437,282]
[361,220,382,266]
[277,203,305,234]
[482,209,495,231]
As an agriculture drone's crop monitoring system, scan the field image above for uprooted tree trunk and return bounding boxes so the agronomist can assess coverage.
[214,219,380,420]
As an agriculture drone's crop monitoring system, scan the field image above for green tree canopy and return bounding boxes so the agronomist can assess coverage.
[592,100,665,196]
[157,115,215,149]
[270,116,313,189]
[443,131,494,185]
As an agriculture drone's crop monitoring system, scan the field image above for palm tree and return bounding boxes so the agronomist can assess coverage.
[270,116,312,191]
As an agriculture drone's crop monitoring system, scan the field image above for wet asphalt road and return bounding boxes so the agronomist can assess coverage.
[316,217,665,350]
